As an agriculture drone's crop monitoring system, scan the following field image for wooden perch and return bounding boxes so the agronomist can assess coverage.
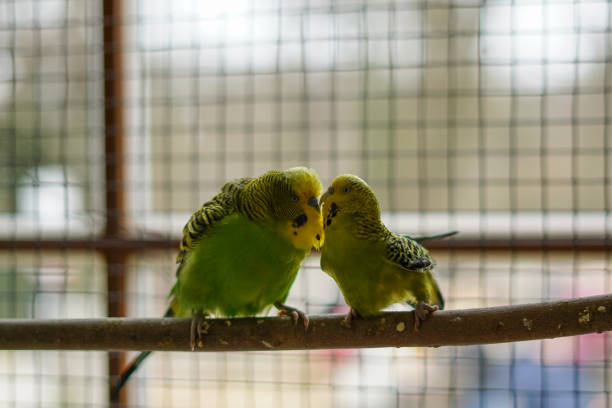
[0,294,610,351]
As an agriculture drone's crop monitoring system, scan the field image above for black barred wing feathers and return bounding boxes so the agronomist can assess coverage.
[175,177,252,270]
[384,233,433,272]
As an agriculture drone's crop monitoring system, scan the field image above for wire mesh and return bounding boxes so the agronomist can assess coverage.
[0,0,611,407]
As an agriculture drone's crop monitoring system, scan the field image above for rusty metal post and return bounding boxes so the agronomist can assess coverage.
[103,0,127,405]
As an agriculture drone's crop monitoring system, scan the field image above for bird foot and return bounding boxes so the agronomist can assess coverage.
[190,312,209,351]
[341,308,361,328]
[414,302,439,331]
[275,302,309,330]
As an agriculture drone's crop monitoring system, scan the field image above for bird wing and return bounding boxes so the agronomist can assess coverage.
[175,177,252,272]
[383,233,434,272]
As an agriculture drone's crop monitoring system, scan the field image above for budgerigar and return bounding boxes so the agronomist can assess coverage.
[112,167,324,399]
[319,174,445,329]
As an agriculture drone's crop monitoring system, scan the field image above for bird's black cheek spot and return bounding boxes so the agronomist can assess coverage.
[330,203,339,217]
[293,231,298,236]
[293,214,308,228]
[316,234,321,241]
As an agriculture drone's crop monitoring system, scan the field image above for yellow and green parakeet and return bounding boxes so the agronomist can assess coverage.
[319,174,444,329]
[112,167,324,399]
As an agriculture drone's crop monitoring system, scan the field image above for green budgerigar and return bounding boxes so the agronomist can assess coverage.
[112,167,324,399]
[319,174,445,329]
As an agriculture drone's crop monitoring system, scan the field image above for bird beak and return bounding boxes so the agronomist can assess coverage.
[307,196,319,211]
[319,187,334,206]
[320,187,333,206]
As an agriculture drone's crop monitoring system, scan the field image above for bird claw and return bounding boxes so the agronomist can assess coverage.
[190,312,208,351]
[341,308,360,328]
[278,309,299,324]
[275,303,309,330]
[414,302,439,331]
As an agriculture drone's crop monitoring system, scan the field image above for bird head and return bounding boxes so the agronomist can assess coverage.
[320,174,380,229]
[247,167,324,251]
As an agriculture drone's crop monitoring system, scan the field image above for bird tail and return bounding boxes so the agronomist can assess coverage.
[405,230,458,244]
[110,305,175,401]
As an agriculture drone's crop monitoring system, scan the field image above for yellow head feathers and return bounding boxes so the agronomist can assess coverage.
[241,167,324,251]
[320,174,381,229]
[282,167,324,250]
[284,167,323,201]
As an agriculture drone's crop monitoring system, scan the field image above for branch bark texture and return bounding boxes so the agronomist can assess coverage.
[1,294,610,352]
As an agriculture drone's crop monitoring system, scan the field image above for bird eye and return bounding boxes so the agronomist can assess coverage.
[342,186,351,193]
[290,194,299,202]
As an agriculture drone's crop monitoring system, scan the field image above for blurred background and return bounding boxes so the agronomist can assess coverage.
[0,0,611,406]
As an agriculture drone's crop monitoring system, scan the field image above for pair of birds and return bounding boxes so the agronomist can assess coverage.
[112,167,447,398]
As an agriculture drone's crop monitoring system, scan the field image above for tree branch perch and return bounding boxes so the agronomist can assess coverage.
[1,294,610,351]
